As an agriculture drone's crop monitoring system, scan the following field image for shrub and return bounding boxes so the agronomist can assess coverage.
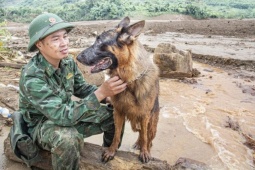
[0,21,11,51]
[184,4,209,19]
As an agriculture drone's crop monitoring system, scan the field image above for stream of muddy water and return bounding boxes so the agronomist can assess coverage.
[154,62,255,169]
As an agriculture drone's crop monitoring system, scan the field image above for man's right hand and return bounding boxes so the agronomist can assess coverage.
[94,76,127,102]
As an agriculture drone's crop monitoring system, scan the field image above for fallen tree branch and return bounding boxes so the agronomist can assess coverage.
[0,62,24,69]
[0,97,16,111]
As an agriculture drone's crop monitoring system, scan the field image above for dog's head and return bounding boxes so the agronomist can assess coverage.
[77,17,145,73]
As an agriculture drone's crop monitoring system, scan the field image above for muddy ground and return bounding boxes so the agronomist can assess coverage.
[0,14,255,169]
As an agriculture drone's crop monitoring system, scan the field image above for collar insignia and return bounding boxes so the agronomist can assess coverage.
[66,73,73,79]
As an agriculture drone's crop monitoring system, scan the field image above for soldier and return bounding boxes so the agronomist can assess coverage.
[15,13,127,169]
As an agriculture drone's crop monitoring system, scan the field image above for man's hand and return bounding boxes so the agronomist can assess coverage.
[94,76,127,102]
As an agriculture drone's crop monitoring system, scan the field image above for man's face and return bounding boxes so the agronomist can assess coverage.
[36,29,69,64]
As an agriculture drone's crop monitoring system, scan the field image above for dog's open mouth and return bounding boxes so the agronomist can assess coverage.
[90,57,112,73]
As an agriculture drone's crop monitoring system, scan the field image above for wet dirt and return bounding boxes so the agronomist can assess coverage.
[0,14,255,169]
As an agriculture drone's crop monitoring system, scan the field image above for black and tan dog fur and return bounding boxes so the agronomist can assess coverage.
[77,17,160,163]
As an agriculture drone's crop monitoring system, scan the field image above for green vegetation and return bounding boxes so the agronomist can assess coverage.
[0,20,11,51]
[0,0,254,23]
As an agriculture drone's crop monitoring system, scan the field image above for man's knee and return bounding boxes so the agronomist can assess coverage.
[47,128,82,169]
[49,127,83,151]
[38,121,84,153]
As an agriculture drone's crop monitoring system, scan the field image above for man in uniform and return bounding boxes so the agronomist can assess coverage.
[17,12,127,169]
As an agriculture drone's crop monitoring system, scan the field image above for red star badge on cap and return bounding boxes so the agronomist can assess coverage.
[49,17,56,24]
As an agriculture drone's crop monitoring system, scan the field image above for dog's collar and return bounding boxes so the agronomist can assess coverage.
[127,66,149,84]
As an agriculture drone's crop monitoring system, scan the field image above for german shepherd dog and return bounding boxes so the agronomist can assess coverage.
[77,17,160,163]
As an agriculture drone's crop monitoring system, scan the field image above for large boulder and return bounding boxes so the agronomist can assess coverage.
[153,43,193,78]
[4,136,210,170]
[4,136,171,170]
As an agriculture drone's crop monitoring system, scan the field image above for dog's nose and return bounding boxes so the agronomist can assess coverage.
[77,52,92,65]
[76,53,85,64]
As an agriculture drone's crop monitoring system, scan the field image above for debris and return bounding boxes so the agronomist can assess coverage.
[179,77,198,84]
[242,133,255,165]
[7,84,19,92]
[0,97,16,111]
[203,68,214,72]
[0,124,3,136]
[0,62,24,69]
[205,89,212,94]
[243,133,255,150]
[224,116,240,131]
[192,68,201,77]
[4,118,13,126]
[0,106,11,118]
[0,83,6,88]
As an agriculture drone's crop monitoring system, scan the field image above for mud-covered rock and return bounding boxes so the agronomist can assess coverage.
[153,43,193,78]
[171,157,211,170]
[4,136,171,170]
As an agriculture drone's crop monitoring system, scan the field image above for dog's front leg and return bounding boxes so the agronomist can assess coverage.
[101,111,125,163]
[139,115,151,163]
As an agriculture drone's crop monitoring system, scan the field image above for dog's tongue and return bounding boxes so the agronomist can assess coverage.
[90,57,112,73]
[89,65,96,73]
[90,63,104,73]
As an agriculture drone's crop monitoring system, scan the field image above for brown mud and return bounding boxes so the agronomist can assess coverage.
[0,14,255,169]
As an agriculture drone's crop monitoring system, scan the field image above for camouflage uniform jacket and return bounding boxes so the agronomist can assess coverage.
[19,53,101,139]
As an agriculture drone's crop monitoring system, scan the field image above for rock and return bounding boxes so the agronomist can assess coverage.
[192,68,201,77]
[4,135,210,170]
[69,49,105,86]
[4,136,171,170]
[0,83,6,88]
[203,69,214,72]
[153,43,193,78]
[92,31,98,36]
[172,157,211,170]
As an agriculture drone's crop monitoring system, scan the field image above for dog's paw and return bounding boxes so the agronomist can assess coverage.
[101,149,116,163]
[139,150,151,163]
[132,142,141,150]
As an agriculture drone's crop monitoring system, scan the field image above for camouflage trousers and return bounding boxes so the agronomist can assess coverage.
[35,104,124,170]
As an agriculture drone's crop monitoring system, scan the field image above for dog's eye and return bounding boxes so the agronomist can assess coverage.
[100,44,107,50]
[96,36,102,43]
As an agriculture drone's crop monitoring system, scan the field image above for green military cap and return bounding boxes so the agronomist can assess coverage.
[28,13,74,52]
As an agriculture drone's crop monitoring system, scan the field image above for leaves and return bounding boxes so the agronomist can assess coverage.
[0,21,11,51]
[0,0,255,22]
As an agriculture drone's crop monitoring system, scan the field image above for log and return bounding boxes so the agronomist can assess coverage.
[4,136,171,170]
[0,62,24,69]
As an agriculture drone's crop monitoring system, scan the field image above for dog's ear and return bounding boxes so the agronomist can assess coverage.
[126,20,145,38]
[116,17,130,32]
[118,20,145,45]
